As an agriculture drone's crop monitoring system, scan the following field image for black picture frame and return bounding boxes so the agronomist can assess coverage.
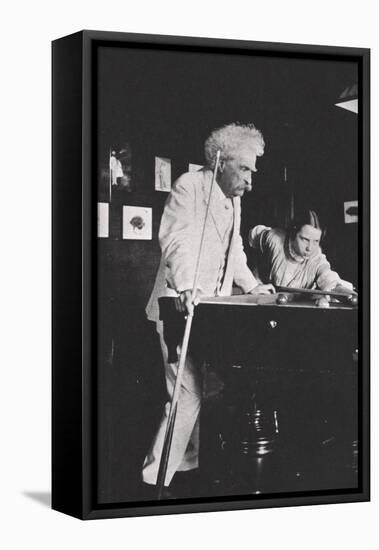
[52,30,370,520]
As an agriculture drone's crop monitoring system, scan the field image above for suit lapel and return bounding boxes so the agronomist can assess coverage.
[219,197,239,295]
[200,172,239,296]
[201,171,229,245]
[231,197,238,240]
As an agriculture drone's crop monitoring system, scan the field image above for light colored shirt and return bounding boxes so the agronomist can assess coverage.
[210,183,234,292]
[211,183,234,244]
[249,225,352,291]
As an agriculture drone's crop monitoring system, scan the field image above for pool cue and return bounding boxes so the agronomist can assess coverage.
[275,285,358,298]
[156,150,221,499]
[109,148,112,203]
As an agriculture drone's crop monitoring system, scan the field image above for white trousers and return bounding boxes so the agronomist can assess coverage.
[142,320,202,486]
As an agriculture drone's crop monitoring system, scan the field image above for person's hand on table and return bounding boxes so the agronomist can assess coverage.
[331,283,357,296]
[248,283,275,295]
[176,290,200,316]
[328,284,358,305]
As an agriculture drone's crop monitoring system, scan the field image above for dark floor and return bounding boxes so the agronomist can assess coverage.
[134,367,358,502]
[96,301,358,504]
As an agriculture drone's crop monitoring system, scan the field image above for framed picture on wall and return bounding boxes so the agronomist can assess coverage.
[52,30,370,520]
[122,206,152,240]
[155,156,172,192]
[97,202,109,238]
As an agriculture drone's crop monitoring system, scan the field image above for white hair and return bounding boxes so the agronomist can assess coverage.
[204,123,265,168]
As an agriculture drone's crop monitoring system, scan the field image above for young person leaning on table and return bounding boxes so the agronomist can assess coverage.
[248,209,354,307]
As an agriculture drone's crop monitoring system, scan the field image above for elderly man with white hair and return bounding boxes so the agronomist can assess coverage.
[142,123,274,496]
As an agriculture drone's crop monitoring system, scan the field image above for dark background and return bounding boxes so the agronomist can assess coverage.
[95,45,358,503]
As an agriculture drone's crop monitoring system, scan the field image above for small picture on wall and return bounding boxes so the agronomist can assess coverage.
[109,150,124,186]
[97,202,109,238]
[188,163,203,172]
[98,144,133,202]
[109,145,132,191]
[122,206,152,240]
[155,156,172,192]
[344,200,358,224]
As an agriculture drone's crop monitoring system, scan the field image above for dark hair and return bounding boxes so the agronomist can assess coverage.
[287,209,325,241]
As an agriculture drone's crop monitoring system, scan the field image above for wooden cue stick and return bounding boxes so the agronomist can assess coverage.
[156,150,221,499]
[275,285,358,298]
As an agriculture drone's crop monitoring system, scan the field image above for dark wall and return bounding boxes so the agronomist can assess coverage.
[97,46,358,305]
[95,45,359,502]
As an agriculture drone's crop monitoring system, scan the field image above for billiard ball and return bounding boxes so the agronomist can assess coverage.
[349,294,358,306]
[276,293,288,305]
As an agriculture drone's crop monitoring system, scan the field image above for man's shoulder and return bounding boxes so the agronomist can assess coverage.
[173,169,209,191]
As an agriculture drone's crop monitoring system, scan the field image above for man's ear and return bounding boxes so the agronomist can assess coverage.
[218,159,225,172]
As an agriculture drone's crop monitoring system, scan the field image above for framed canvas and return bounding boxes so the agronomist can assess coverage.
[52,30,370,520]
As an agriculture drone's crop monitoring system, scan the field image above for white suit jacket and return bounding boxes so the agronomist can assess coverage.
[146,169,257,322]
